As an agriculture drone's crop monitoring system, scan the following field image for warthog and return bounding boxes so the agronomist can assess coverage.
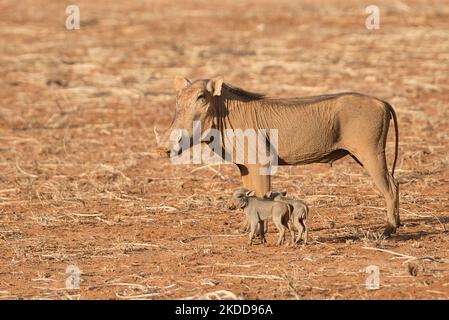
[227,188,267,235]
[155,76,399,237]
[228,189,293,246]
[264,191,309,244]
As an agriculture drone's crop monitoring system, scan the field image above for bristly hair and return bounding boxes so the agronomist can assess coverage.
[222,83,265,100]
[192,79,265,100]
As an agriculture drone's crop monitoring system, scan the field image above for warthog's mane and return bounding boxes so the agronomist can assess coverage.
[264,92,365,106]
[221,81,367,106]
[222,83,265,100]
[223,84,367,107]
[196,79,367,106]
[192,79,265,100]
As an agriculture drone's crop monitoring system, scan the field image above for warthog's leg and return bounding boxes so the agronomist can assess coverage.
[258,221,267,245]
[356,152,400,237]
[274,213,291,246]
[277,227,285,246]
[343,105,400,237]
[289,226,296,247]
[281,211,294,246]
[287,213,296,246]
[237,164,271,233]
[237,164,271,197]
[295,220,307,245]
[247,218,259,246]
[303,220,308,244]
[272,215,283,246]
[237,164,253,232]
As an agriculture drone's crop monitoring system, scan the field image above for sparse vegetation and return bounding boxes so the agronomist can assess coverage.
[0,0,448,299]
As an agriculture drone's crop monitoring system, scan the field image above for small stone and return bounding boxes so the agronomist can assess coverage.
[408,262,419,276]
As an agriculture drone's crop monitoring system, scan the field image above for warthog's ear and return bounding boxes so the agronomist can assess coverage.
[206,77,224,96]
[174,75,190,93]
[281,191,287,196]
[245,190,256,197]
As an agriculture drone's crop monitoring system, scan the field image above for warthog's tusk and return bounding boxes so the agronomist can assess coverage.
[154,126,161,144]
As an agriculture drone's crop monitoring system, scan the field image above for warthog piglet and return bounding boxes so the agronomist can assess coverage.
[229,189,294,246]
[264,191,309,244]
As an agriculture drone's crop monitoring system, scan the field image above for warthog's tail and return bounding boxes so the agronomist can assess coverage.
[287,203,294,219]
[384,101,399,177]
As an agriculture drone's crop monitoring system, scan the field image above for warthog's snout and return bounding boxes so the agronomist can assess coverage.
[154,126,174,158]
[154,126,184,158]
[156,146,171,158]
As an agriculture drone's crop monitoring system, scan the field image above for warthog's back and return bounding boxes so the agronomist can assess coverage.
[247,197,289,220]
[235,92,387,165]
[275,196,308,220]
[260,92,367,107]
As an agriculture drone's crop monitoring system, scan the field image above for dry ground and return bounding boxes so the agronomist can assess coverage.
[0,0,448,299]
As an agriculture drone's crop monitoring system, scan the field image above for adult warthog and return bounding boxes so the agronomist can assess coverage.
[155,76,399,237]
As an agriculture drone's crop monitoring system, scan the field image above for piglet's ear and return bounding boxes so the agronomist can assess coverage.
[174,75,190,93]
[206,77,224,96]
[264,191,273,198]
[245,190,256,197]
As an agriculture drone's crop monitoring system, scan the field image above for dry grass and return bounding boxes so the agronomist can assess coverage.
[0,0,448,299]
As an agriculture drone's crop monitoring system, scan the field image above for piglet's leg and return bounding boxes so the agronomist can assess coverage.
[303,220,308,245]
[272,216,285,246]
[258,221,267,245]
[247,219,259,246]
[289,226,296,247]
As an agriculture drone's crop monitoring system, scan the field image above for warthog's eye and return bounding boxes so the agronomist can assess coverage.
[196,94,205,102]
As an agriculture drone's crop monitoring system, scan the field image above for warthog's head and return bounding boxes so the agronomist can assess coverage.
[155,75,224,158]
[263,191,287,201]
[228,189,255,210]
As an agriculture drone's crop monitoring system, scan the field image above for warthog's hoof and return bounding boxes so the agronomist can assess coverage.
[382,225,398,238]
